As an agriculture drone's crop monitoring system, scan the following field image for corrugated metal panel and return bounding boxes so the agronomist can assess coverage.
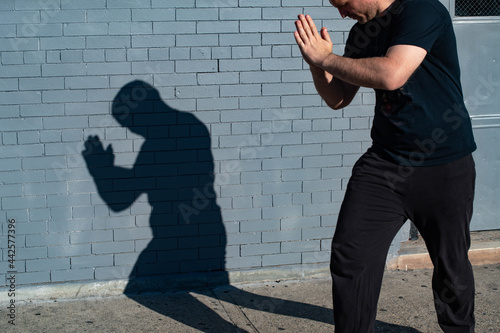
[455,21,500,230]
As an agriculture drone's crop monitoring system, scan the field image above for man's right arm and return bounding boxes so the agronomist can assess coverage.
[310,65,359,110]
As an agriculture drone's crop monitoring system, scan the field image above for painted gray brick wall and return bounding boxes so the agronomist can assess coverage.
[0,0,378,288]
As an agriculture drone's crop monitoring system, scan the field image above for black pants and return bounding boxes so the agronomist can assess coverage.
[331,150,476,333]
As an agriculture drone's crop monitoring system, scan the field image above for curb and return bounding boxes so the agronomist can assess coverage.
[388,246,500,270]
[387,231,500,270]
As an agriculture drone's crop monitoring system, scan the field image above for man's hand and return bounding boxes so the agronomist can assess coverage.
[294,14,333,68]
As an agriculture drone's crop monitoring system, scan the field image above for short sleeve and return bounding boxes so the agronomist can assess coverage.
[389,0,450,52]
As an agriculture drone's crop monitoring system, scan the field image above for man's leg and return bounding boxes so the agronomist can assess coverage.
[408,155,476,333]
[331,151,407,332]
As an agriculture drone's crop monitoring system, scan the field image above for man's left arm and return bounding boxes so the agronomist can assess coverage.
[294,14,427,91]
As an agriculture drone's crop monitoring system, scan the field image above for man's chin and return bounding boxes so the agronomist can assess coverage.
[349,15,366,24]
[355,16,368,24]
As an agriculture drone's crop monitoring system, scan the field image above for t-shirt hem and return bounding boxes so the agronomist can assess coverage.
[368,143,477,167]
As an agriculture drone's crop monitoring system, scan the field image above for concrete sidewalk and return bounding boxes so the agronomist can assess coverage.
[1,265,498,332]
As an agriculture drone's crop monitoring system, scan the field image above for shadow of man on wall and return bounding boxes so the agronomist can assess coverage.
[83,80,226,282]
[82,80,419,332]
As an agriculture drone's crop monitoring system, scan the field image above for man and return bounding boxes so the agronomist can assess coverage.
[294,0,477,332]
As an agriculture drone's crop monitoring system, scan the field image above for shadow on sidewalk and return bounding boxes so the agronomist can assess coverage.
[83,80,420,332]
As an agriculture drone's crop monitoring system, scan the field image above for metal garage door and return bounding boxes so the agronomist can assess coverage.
[453,1,500,231]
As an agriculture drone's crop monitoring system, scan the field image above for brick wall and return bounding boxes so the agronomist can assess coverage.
[0,0,376,288]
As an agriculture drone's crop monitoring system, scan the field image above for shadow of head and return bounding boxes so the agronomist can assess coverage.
[112,80,175,138]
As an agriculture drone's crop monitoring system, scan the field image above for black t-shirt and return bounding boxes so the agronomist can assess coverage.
[344,0,476,166]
